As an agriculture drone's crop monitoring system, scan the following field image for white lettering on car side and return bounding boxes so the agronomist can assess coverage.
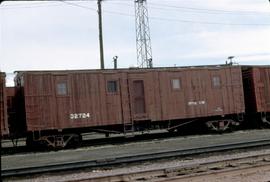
[70,113,90,120]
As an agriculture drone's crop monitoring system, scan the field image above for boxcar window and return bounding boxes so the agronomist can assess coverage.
[171,79,181,90]
[107,81,117,93]
[57,82,67,95]
[212,76,221,88]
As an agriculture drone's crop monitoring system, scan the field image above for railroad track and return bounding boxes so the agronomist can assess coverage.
[73,151,270,182]
[2,138,270,178]
[1,130,202,155]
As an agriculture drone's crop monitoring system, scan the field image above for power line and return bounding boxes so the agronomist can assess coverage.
[0,2,65,9]
[59,1,96,11]
[0,0,126,5]
[61,0,104,69]
[149,2,270,15]
[56,2,270,26]
[102,11,270,26]
[2,1,270,16]
[110,1,270,16]
[0,1,59,6]
[148,4,270,16]
[1,1,270,26]
[149,16,270,26]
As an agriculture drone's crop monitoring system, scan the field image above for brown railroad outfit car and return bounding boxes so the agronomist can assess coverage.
[243,66,270,124]
[15,65,245,147]
[0,72,9,136]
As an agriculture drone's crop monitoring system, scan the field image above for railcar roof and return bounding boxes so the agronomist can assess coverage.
[13,64,269,75]
[14,64,237,73]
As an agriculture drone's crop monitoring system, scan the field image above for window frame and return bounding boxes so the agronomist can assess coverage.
[212,75,221,89]
[171,78,182,91]
[56,82,68,96]
[107,80,118,94]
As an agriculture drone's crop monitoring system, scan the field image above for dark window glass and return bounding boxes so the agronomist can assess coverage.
[57,82,67,95]
[107,81,117,93]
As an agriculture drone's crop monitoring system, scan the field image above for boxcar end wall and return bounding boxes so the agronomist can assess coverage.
[0,72,9,136]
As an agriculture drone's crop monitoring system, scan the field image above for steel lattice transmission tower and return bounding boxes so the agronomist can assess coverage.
[135,0,153,68]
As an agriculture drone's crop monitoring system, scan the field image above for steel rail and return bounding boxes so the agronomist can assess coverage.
[2,138,270,177]
[72,154,270,182]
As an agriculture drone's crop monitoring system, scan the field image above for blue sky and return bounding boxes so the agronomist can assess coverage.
[0,0,270,77]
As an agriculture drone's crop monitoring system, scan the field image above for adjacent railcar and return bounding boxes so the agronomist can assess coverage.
[6,87,16,111]
[15,65,245,148]
[243,66,270,126]
[6,87,25,138]
[0,72,9,137]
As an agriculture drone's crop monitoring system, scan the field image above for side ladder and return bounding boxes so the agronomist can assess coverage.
[123,122,135,137]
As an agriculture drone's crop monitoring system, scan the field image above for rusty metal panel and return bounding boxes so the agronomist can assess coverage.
[250,67,270,113]
[0,72,9,136]
[158,66,245,120]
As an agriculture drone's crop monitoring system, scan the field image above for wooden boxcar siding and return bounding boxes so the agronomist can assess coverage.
[17,66,245,132]
[0,73,9,136]
[157,67,245,120]
[251,67,270,113]
[19,72,132,131]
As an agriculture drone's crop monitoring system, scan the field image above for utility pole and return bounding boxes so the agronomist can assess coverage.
[0,0,106,69]
[135,0,153,68]
[97,0,105,69]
